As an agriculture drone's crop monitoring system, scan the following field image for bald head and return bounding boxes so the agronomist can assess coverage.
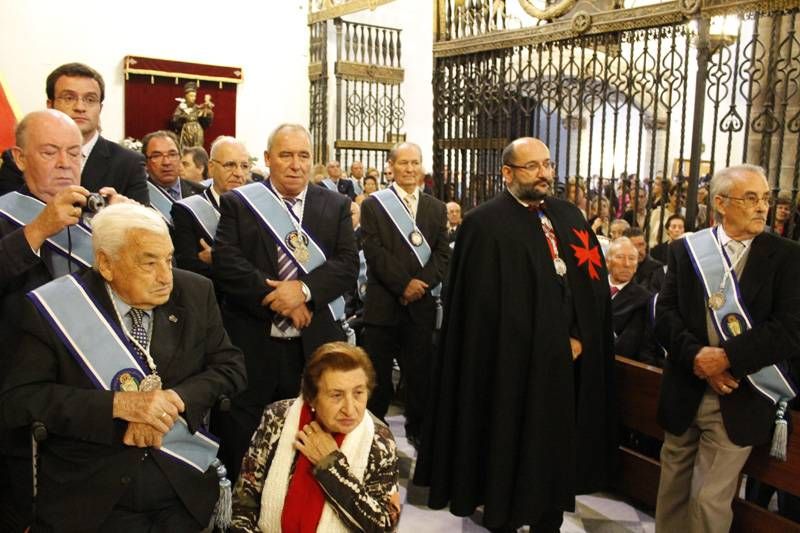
[13,110,82,202]
[607,237,639,284]
[501,137,553,202]
[446,201,462,226]
[501,137,547,166]
[15,109,81,149]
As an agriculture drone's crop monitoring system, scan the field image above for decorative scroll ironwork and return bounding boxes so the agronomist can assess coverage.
[309,21,329,164]
[334,18,405,174]
[434,0,800,242]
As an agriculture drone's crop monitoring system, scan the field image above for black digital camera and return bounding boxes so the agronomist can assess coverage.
[83,193,108,214]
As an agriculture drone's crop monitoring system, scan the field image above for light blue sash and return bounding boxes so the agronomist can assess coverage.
[321,178,337,192]
[371,189,442,299]
[147,182,175,226]
[351,178,363,196]
[232,182,345,321]
[0,192,93,275]
[28,275,219,473]
[685,228,796,458]
[175,194,220,243]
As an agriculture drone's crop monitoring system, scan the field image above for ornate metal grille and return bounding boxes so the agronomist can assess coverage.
[333,18,405,175]
[309,21,329,164]
[434,1,800,243]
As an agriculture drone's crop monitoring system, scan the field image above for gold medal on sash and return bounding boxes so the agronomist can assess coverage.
[286,231,310,265]
[409,230,424,247]
[708,291,726,311]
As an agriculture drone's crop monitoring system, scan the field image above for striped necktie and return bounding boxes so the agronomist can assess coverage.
[273,197,299,332]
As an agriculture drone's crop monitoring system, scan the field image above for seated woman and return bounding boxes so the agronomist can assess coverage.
[231,342,401,532]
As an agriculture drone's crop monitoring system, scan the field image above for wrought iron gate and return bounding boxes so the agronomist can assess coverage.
[309,15,405,177]
[433,0,800,242]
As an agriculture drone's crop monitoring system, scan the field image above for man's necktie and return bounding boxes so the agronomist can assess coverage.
[167,187,181,202]
[273,197,299,333]
[610,286,620,298]
[725,240,745,265]
[127,307,150,366]
[404,195,416,219]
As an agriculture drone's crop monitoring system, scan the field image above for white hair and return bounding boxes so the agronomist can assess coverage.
[710,164,767,217]
[209,135,246,159]
[92,203,169,258]
[608,236,636,256]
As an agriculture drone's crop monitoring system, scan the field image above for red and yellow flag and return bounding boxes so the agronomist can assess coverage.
[0,73,21,152]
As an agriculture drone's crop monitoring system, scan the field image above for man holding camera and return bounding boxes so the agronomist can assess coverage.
[0,109,131,530]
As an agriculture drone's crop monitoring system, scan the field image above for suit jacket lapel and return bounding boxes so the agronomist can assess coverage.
[81,136,110,192]
[303,185,328,251]
[416,193,433,239]
[738,233,775,309]
[203,188,219,211]
[150,293,185,377]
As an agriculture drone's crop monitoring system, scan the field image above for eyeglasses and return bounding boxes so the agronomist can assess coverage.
[212,159,252,172]
[147,151,180,162]
[720,193,774,208]
[505,160,554,173]
[55,93,101,106]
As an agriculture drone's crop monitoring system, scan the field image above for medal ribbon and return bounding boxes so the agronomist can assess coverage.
[537,210,566,276]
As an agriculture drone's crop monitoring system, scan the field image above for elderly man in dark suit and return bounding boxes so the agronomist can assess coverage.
[142,130,205,224]
[171,136,249,280]
[0,63,149,204]
[655,164,800,533]
[607,237,658,364]
[360,142,450,444]
[0,202,246,532]
[0,109,136,530]
[212,123,358,481]
[321,159,356,200]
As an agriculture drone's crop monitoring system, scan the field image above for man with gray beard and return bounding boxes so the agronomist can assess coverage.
[415,137,616,532]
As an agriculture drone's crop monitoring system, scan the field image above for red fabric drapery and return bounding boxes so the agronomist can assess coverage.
[123,56,242,152]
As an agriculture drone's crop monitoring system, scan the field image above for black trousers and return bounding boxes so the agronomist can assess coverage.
[214,336,304,483]
[364,321,433,436]
[95,454,203,533]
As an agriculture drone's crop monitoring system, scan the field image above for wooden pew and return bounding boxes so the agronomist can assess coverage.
[615,355,800,532]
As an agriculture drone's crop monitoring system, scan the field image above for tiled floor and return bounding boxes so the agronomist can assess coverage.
[387,409,656,533]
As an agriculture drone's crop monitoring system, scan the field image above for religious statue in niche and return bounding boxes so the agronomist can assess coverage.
[171,81,214,149]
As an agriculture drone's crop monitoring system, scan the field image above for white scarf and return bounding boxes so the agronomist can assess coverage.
[258,396,375,533]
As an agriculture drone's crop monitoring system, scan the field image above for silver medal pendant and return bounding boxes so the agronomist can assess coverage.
[553,257,567,276]
[409,230,424,247]
[708,291,726,311]
[139,373,163,392]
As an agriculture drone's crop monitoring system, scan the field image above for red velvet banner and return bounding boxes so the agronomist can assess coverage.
[123,56,241,153]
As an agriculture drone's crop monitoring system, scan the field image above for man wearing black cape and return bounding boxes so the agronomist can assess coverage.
[414,137,616,532]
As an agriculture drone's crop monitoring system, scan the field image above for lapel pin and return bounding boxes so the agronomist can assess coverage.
[168,315,178,323]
